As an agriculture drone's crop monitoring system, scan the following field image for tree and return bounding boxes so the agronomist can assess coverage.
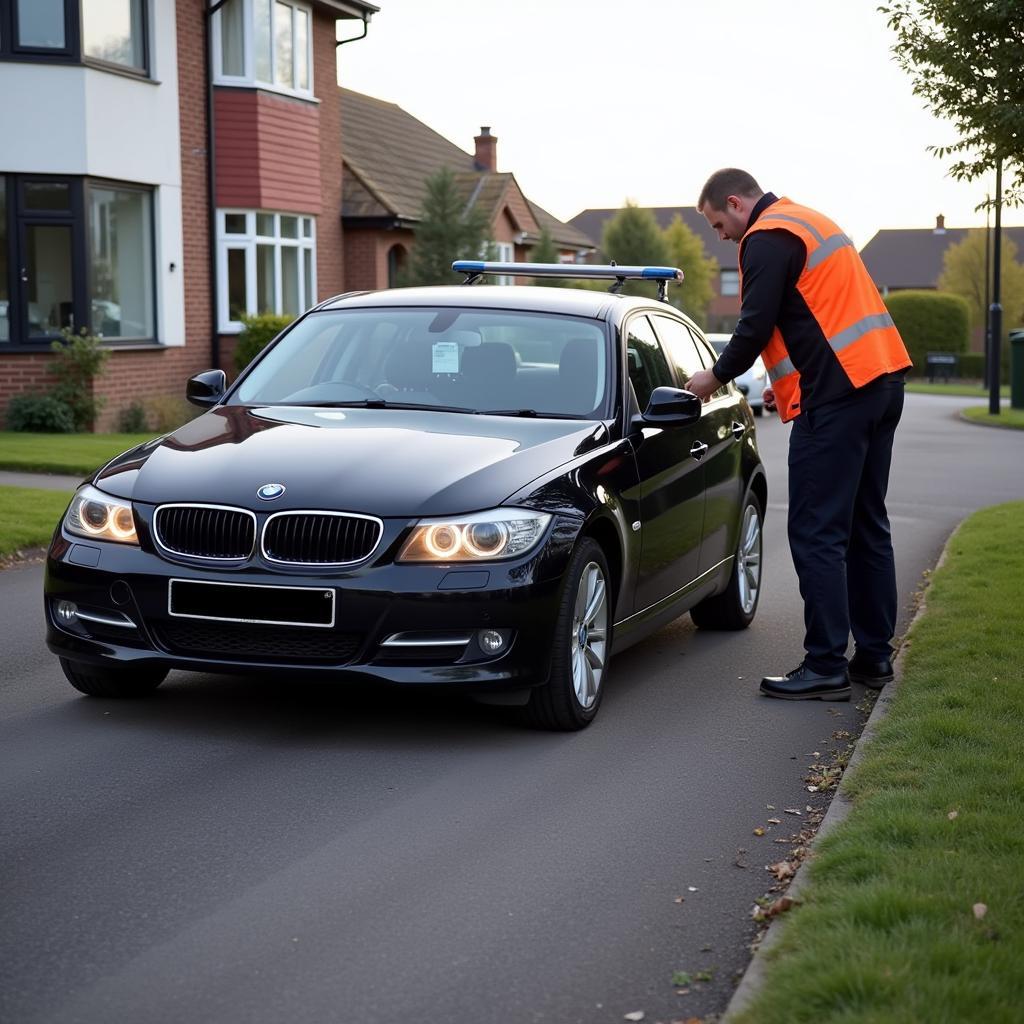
[662,215,718,326]
[937,229,1024,330]
[403,167,492,286]
[527,227,569,287]
[601,202,672,299]
[880,1,1024,208]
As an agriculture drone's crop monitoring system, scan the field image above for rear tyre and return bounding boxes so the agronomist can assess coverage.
[59,658,168,698]
[690,491,763,630]
[525,538,611,731]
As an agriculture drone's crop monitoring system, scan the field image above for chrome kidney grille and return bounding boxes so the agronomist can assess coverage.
[153,504,257,560]
[262,511,383,566]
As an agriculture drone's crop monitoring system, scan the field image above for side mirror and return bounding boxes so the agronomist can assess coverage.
[634,386,702,429]
[186,369,227,408]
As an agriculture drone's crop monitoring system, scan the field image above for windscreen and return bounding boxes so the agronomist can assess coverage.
[232,307,610,418]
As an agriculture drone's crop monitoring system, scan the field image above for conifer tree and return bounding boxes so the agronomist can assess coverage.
[403,168,492,286]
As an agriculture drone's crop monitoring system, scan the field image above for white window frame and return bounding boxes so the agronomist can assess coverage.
[720,269,740,297]
[217,210,317,332]
[492,241,515,286]
[211,0,315,99]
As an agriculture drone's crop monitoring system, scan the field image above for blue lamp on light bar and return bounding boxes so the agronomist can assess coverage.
[452,261,685,301]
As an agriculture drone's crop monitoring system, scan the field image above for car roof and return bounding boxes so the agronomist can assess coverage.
[316,284,691,325]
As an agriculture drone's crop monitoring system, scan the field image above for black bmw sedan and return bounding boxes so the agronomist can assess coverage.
[45,264,766,730]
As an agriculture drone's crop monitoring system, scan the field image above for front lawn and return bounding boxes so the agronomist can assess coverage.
[905,382,1009,398]
[0,431,155,475]
[0,486,73,558]
[961,406,1024,430]
[732,502,1024,1023]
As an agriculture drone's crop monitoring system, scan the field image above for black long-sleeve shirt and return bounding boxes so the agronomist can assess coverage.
[712,193,866,412]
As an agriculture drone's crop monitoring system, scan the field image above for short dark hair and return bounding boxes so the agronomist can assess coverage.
[697,169,763,212]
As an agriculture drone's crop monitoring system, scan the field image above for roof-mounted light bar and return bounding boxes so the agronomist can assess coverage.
[452,261,684,301]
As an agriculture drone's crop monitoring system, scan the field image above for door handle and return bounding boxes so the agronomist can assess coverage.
[689,440,709,461]
[732,421,745,440]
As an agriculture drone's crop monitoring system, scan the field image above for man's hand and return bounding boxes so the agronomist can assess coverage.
[684,368,723,402]
[763,386,777,413]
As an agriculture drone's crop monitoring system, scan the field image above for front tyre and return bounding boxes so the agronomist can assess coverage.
[60,658,168,698]
[690,491,763,630]
[525,538,611,731]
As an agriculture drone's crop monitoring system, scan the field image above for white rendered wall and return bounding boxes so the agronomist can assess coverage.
[0,1,186,346]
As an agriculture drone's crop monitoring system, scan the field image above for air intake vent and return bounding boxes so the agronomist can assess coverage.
[262,512,382,565]
[154,504,256,560]
[154,622,362,664]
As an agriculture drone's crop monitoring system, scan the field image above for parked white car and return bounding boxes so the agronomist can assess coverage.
[706,333,767,417]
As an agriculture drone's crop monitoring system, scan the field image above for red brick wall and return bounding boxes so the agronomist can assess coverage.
[314,9,343,301]
[215,89,323,213]
[343,228,415,291]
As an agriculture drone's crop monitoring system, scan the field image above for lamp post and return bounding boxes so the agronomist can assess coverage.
[984,195,991,388]
[988,161,1003,417]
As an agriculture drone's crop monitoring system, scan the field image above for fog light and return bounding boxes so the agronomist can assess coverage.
[478,629,505,654]
[56,600,78,624]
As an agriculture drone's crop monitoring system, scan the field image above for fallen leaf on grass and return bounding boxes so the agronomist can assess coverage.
[973,903,988,920]
[948,810,959,821]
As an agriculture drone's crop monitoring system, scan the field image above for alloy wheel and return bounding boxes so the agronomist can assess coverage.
[570,561,608,709]
[736,502,762,615]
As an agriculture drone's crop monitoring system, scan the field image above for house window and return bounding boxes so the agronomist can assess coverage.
[1,1,150,73]
[214,0,314,96]
[491,241,514,286]
[720,269,739,297]
[0,174,156,346]
[217,210,316,331]
[82,0,147,72]
[387,244,406,288]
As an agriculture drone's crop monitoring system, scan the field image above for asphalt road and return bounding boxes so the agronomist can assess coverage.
[2,394,1022,1024]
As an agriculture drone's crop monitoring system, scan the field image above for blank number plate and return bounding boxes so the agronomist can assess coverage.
[169,579,335,628]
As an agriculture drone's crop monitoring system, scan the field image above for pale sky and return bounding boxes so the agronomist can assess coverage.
[337,0,1023,250]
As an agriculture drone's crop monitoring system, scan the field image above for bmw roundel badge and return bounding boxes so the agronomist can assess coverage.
[257,483,286,500]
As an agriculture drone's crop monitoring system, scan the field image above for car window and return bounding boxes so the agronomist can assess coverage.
[625,315,674,411]
[232,307,610,418]
[652,315,705,382]
[688,326,731,399]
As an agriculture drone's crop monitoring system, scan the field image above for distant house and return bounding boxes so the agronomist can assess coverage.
[569,207,740,332]
[860,215,1024,293]
[340,89,595,290]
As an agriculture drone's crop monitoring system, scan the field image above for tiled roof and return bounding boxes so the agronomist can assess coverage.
[860,226,1024,289]
[569,206,738,269]
[339,88,595,251]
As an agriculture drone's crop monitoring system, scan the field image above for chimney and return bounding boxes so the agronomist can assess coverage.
[934,214,946,234]
[474,126,497,172]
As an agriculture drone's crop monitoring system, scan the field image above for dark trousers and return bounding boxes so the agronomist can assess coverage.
[787,377,905,675]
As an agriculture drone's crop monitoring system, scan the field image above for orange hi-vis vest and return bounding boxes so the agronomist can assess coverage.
[739,198,912,422]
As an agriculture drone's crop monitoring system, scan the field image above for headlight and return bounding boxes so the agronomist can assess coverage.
[64,485,139,545]
[397,508,551,563]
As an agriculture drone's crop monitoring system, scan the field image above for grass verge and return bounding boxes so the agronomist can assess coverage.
[0,485,74,558]
[732,501,1024,1024]
[0,431,154,475]
[905,382,1009,398]
[961,406,1024,430]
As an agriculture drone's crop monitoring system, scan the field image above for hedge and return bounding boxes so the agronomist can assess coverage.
[884,290,969,375]
[233,313,294,374]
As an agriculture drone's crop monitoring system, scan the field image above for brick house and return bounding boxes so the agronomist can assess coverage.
[569,207,740,332]
[0,0,376,430]
[340,88,595,291]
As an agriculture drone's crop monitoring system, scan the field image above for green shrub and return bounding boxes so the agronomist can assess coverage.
[7,394,76,433]
[957,353,984,379]
[117,401,149,433]
[234,313,293,374]
[51,328,109,430]
[147,394,195,433]
[883,290,969,376]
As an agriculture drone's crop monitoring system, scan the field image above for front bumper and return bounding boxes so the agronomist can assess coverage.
[44,516,580,690]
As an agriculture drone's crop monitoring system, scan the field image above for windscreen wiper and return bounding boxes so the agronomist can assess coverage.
[299,400,473,413]
[476,409,580,419]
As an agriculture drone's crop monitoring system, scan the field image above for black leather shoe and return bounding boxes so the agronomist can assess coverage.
[848,651,894,689]
[760,664,850,701]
